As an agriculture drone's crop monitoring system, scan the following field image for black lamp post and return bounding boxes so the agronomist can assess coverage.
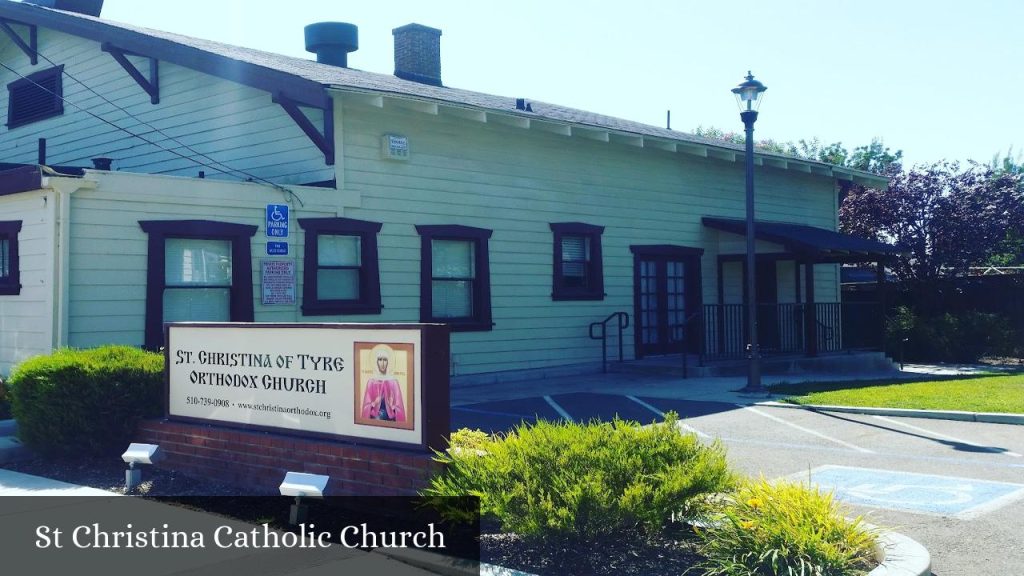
[732,71,768,394]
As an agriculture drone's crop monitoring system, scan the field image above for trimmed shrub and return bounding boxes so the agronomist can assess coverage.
[0,377,11,420]
[424,414,735,539]
[8,346,164,455]
[695,478,878,576]
[886,305,1019,363]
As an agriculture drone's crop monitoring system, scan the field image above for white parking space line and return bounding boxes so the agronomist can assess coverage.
[740,405,874,454]
[872,415,1023,458]
[543,395,574,422]
[625,395,711,439]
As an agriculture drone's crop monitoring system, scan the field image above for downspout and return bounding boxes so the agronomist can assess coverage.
[43,176,97,348]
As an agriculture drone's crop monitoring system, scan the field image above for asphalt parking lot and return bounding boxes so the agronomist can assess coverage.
[453,391,1024,575]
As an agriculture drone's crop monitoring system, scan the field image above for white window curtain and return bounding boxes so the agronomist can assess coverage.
[317,234,360,300]
[431,239,474,318]
[163,238,232,322]
[561,235,590,285]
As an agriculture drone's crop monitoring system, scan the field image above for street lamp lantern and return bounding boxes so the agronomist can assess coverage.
[734,71,769,395]
[732,71,767,112]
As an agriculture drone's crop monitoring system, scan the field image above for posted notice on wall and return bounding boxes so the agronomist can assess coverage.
[261,259,295,305]
[165,324,434,447]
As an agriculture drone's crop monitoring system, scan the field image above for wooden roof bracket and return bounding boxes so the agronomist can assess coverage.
[101,43,159,104]
[273,92,335,166]
[0,19,37,65]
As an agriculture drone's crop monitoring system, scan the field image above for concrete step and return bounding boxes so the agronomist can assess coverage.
[612,352,899,378]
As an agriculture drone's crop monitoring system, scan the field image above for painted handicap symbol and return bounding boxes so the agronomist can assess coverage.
[845,482,974,506]
[270,206,286,222]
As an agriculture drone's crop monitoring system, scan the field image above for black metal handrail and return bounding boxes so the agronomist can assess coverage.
[701,302,883,360]
[589,311,630,373]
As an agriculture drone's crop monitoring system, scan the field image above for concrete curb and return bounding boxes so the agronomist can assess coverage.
[758,400,1024,426]
[378,529,930,576]
[870,529,932,576]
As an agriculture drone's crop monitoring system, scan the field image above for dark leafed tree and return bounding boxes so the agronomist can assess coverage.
[840,161,1024,281]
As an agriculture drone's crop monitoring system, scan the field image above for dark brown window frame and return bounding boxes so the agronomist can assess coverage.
[7,65,64,129]
[139,220,257,349]
[0,220,22,295]
[297,217,383,316]
[416,224,493,332]
[550,222,605,301]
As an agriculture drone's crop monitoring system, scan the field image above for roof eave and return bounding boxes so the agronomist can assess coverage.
[0,2,329,109]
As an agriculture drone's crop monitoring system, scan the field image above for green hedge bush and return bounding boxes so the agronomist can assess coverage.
[8,346,164,455]
[696,478,878,576]
[424,414,735,539]
[887,306,1019,363]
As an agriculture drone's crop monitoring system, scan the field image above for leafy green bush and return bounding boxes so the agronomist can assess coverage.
[8,346,164,455]
[0,377,11,420]
[695,478,878,576]
[424,414,735,539]
[886,305,1019,363]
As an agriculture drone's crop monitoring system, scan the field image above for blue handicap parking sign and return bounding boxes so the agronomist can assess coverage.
[804,465,1024,518]
[266,204,289,238]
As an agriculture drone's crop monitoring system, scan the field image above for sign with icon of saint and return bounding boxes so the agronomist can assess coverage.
[354,342,415,430]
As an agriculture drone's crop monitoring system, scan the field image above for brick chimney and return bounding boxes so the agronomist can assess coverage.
[392,24,442,87]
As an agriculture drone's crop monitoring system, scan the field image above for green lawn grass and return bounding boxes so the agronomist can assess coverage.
[773,374,1024,413]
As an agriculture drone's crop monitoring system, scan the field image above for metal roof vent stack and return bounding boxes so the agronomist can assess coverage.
[392,23,442,86]
[24,0,104,16]
[304,22,358,67]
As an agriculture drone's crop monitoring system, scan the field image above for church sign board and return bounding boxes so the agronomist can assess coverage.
[164,323,450,451]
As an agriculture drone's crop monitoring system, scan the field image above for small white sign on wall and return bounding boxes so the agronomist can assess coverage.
[261,259,295,305]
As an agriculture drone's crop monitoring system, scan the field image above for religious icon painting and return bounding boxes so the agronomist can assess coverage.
[354,342,415,430]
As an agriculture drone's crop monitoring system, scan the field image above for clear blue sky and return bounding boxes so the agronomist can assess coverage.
[97,0,1022,168]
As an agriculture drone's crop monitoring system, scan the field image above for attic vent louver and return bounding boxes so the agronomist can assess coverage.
[24,0,104,16]
[304,22,358,68]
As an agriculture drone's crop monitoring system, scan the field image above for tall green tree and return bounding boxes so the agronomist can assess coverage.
[840,162,1024,281]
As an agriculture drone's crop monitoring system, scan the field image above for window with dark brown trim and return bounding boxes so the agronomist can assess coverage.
[416,224,493,332]
[7,65,64,129]
[298,217,382,315]
[550,222,604,300]
[0,221,22,295]
[139,220,257,349]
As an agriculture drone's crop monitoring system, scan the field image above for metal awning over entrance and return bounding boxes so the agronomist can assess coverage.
[701,217,901,262]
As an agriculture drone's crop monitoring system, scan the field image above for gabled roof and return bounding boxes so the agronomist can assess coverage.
[702,217,902,262]
[0,1,889,187]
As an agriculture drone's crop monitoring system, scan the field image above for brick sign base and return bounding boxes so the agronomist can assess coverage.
[136,420,441,495]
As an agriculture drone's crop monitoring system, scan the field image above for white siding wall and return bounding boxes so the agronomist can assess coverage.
[333,100,842,376]
[0,190,54,375]
[66,171,356,349]
[0,28,333,185]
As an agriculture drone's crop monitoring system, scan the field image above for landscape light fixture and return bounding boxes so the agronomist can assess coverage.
[732,71,769,395]
[121,443,162,491]
[279,471,329,525]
